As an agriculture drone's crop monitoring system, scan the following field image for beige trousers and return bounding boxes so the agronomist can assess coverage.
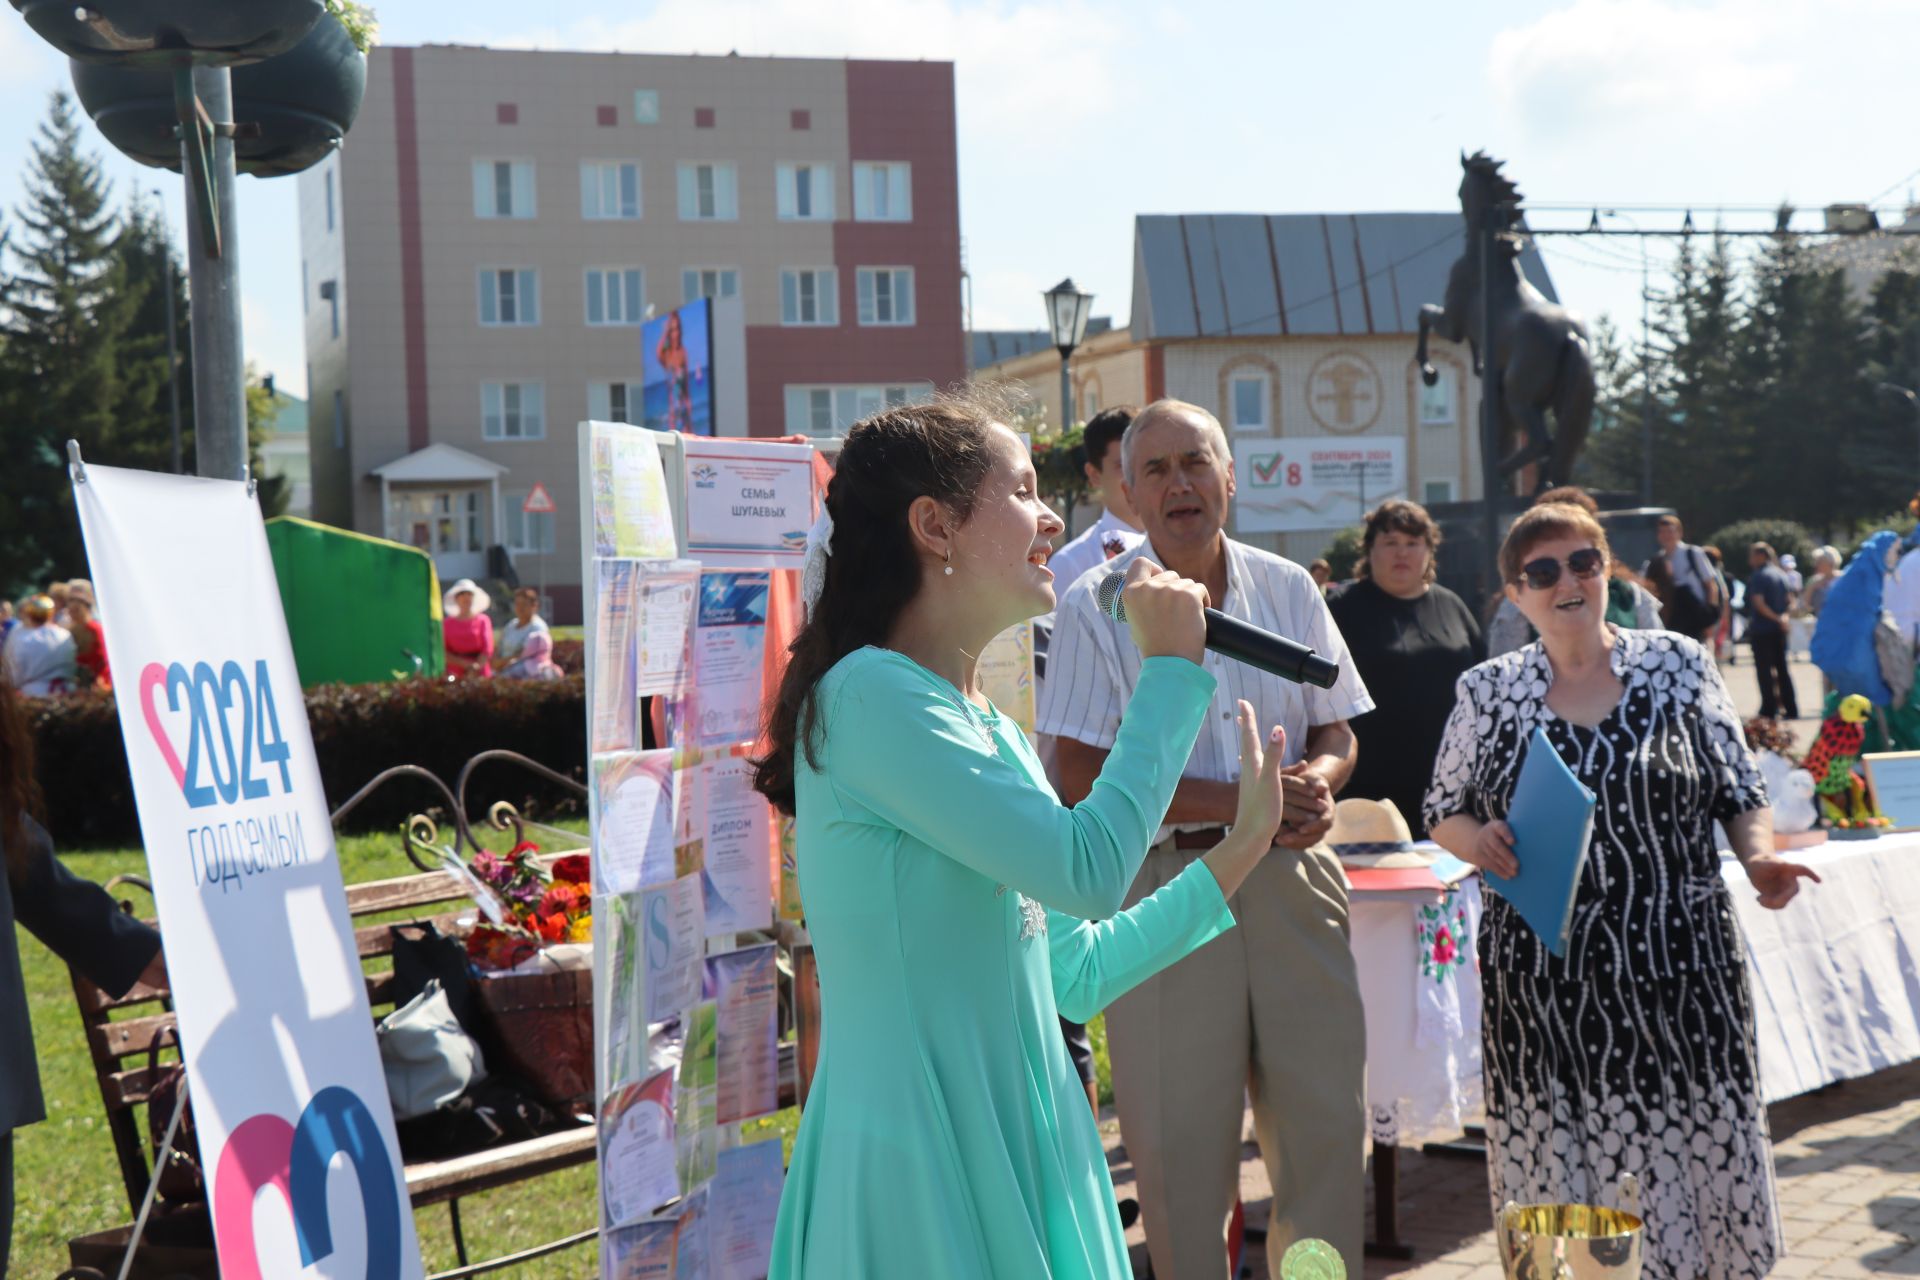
[1107,840,1367,1279]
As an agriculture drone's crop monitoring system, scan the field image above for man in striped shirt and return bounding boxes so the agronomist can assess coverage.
[1037,399,1373,1278]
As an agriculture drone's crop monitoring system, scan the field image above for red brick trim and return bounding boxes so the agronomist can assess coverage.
[496,102,518,124]
[790,109,811,130]
[1146,344,1166,402]
[596,104,616,127]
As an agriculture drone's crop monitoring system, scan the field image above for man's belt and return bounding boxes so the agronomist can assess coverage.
[1168,826,1227,851]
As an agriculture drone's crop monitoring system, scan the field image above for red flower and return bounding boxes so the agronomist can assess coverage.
[551,854,591,885]
[538,882,586,919]
[466,925,538,971]
[1432,927,1457,967]
[531,911,570,943]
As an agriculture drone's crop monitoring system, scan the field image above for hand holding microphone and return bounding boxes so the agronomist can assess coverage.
[1114,558,1210,665]
[1097,568,1341,688]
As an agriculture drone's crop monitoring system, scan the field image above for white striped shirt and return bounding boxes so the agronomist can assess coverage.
[1037,536,1374,835]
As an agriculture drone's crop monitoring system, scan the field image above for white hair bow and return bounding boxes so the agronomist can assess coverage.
[801,505,834,613]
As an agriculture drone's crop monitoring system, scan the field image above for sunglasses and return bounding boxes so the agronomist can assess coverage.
[1515,548,1606,591]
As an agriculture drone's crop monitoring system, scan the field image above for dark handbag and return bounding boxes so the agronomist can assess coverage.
[146,1031,206,1207]
[391,921,480,1036]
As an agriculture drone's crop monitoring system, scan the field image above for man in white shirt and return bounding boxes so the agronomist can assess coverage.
[1643,515,1720,642]
[1045,405,1147,598]
[1038,399,1373,1278]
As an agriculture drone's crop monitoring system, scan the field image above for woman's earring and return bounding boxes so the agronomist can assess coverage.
[943,549,954,577]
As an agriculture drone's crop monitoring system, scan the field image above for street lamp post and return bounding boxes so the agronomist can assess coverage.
[1043,277,1094,434]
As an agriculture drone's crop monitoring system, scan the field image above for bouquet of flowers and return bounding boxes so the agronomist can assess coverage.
[464,841,593,972]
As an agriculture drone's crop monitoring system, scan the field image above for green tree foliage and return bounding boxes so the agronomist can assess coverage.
[1704,518,1815,583]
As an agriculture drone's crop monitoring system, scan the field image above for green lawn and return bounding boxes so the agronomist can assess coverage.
[18,822,1112,1276]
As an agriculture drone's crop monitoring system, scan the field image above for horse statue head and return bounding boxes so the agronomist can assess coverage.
[1458,150,1523,227]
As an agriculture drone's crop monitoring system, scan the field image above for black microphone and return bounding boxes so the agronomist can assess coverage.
[1095,570,1341,689]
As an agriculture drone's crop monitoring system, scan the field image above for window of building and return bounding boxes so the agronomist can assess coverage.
[481,381,546,440]
[318,279,339,339]
[585,269,645,326]
[472,159,536,219]
[855,267,915,326]
[392,491,483,555]
[1230,373,1270,432]
[790,109,811,131]
[596,104,617,127]
[852,162,912,221]
[776,163,834,221]
[587,379,646,425]
[331,390,345,449]
[780,269,839,326]
[632,90,659,124]
[783,383,928,435]
[582,161,642,220]
[682,267,739,304]
[324,168,334,231]
[676,162,738,221]
[1419,367,1456,426]
[1423,478,1456,504]
[478,268,540,326]
[504,491,557,553]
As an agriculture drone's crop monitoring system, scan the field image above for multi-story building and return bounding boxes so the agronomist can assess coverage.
[979,213,1561,569]
[300,44,964,621]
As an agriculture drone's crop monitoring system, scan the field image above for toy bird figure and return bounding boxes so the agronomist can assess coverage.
[1803,694,1890,830]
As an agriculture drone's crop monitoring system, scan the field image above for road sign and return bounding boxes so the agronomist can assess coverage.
[522,482,557,514]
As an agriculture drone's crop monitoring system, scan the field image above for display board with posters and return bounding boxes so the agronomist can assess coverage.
[581,423,798,1278]
[73,463,424,1278]
[1233,438,1407,533]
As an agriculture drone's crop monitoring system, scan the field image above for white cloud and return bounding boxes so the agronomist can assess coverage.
[488,0,1127,141]
[242,295,307,397]
[1489,0,1800,135]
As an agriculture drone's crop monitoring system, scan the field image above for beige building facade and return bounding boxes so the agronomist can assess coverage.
[301,45,963,621]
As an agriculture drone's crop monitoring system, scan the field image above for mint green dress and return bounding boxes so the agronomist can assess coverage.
[771,647,1237,1279]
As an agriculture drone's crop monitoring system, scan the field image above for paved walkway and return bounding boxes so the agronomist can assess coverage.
[1095,651,1917,1278]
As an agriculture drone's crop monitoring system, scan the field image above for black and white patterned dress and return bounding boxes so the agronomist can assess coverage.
[1423,627,1781,1280]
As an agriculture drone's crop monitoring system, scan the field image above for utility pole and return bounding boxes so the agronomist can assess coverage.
[182,66,248,484]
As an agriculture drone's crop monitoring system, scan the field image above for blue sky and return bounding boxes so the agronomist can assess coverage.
[2,0,1916,400]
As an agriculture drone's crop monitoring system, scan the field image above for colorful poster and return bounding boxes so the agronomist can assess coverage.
[673,1186,712,1280]
[682,439,814,569]
[72,465,424,1277]
[709,945,779,1124]
[593,560,641,752]
[601,1070,680,1228]
[702,750,772,936]
[602,894,644,1091]
[636,562,700,699]
[592,423,678,558]
[978,621,1036,737]
[642,874,707,1022]
[710,1139,785,1280]
[775,815,804,922]
[676,1000,720,1192]
[694,571,770,747]
[604,1217,679,1280]
[594,752,676,896]
[643,298,715,437]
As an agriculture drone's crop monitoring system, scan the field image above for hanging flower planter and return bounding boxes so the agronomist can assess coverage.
[11,0,323,67]
[71,12,366,177]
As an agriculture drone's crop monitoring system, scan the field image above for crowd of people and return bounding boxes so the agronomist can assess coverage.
[0,580,109,698]
[754,391,1818,1280]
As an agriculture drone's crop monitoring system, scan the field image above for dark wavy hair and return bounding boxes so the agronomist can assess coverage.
[0,680,44,882]
[1356,499,1441,584]
[752,390,1010,815]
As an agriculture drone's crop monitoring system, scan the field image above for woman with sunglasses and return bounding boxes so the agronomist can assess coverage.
[1424,502,1818,1280]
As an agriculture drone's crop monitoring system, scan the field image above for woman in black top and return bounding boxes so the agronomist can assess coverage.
[1327,500,1483,838]
[1424,502,1818,1280]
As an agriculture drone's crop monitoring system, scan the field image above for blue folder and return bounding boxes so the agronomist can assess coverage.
[1484,726,1596,957]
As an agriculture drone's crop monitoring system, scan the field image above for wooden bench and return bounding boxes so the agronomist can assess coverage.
[63,861,599,1280]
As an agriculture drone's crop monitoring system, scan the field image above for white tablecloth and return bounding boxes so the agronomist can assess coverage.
[1724,832,1920,1104]
[1351,879,1485,1147]
[1348,835,1920,1144]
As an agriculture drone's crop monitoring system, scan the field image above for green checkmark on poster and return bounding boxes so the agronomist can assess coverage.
[1252,454,1284,484]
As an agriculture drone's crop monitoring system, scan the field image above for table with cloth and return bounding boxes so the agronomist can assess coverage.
[1348,833,1920,1253]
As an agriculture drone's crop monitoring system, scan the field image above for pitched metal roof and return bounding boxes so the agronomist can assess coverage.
[969,318,1114,370]
[1130,213,1559,341]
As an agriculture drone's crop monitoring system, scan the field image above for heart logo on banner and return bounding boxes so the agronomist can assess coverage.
[138,662,188,790]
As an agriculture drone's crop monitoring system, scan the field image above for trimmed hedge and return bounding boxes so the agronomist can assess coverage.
[1705,519,1815,584]
[27,675,587,848]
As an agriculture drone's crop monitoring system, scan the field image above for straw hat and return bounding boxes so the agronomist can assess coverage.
[65,579,94,607]
[443,578,492,615]
[1326,798,1435,868]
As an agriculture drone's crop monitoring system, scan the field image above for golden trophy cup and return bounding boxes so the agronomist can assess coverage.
[1497,1172,1644,1280]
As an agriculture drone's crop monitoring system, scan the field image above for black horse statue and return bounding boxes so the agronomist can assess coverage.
[1416,151,1594,490]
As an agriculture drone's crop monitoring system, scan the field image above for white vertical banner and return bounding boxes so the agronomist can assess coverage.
[74,464,422,1280]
